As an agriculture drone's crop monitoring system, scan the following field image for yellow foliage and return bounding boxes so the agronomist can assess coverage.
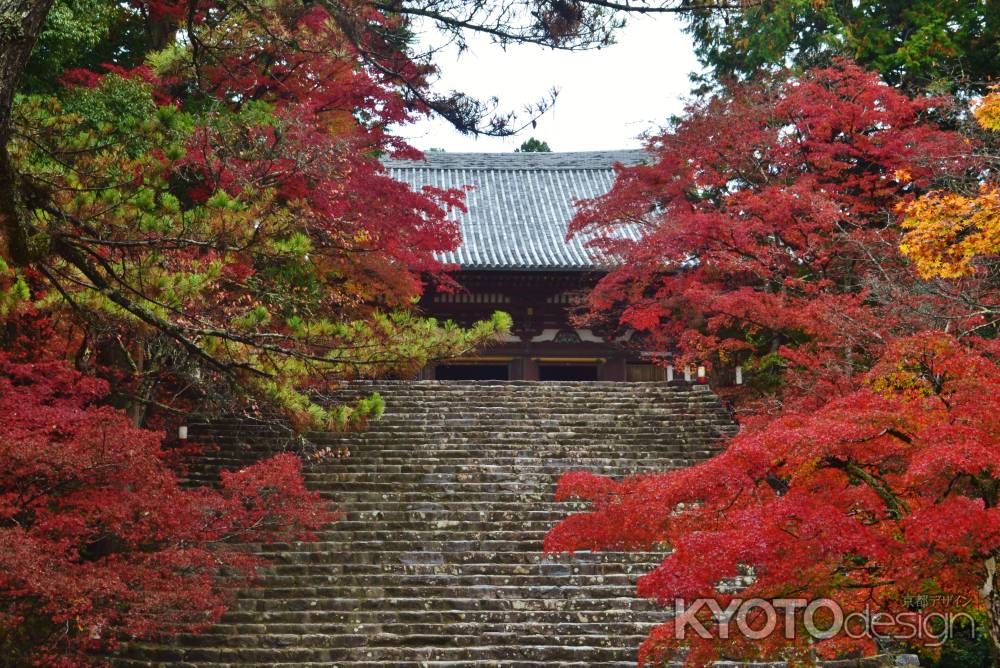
[899,88,1000,278]
[900,187,1000,278]
[973,88,1000,132]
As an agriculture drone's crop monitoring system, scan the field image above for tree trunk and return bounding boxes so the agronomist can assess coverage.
[0,0,54,264]
[145,15,174,51]
[983,557,1000,663]
[0,132,29,263]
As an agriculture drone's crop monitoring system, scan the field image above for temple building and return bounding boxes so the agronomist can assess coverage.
[386,150,669,382]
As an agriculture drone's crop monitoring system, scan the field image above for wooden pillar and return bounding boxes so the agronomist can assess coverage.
[599,355,627,381]
[522,357,539,381]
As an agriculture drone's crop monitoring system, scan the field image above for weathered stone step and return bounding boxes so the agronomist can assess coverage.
[218,607,668,625]
[196,404,726,425]
[294,501,596,513]
[287,470,658,482]
[298,528,584,541]
[319,519,604,532]
[186,444,720,457]
[118,381,737,666]
[194,421,718,436]
[192,620,658,637]
[181,456,713,475]
[164,630,650,649]
[299,462,683,472]
[201,399,720,411]
[326,500,597,512]
[194,423,726,435]
[185,439,722,452]
[229,596,661,614]
[247,539,595,553]
[245,550,666,566]
[117,643,642,662]
[115,661,641,668]
[115,660,643,668]
[246,572,642,588]
[196,397,718,413]
[282,520,585,535]
[264,493,581,504]
[182,477,663,492]
[251,492,581,504]
[186,430,723,441]
[260,561,662,576]
[234,471,628,484]
[233,484,621,496]
[231,582,645,600]
[184,443,722,458]
[304,419,719,428]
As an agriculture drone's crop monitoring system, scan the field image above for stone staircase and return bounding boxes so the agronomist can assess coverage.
[114,381,737,667]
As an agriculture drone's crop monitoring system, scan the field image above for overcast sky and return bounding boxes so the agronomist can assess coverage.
[398,15,702,153]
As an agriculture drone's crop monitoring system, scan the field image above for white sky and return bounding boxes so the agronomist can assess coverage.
[398,15,702,152]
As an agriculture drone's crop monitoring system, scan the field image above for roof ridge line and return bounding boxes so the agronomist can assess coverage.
[385,165,622,171]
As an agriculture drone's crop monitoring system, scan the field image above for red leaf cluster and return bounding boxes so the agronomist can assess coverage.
[551,61,1000,663]
[0,353,333,666]
[546,333,1000,664]
[569,61,972,411]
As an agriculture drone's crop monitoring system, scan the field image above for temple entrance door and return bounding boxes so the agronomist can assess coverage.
[435,364,510,380]
[537,364,599,381]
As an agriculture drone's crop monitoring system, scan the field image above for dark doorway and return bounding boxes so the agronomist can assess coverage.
[435,364,509,380]
[538,364,598,381]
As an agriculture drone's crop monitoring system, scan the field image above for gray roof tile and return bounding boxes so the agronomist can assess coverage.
[384,150,647,270]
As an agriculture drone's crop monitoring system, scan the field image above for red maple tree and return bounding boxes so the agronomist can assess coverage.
[568,61,971,413]
[0,348,333,666]
[547,332,1000,664]
[549,62,1000,663]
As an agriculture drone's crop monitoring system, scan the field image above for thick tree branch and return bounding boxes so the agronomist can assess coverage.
[824,457,911,520]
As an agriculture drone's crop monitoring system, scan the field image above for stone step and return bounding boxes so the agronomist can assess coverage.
[229,583,646,600]
[188,620,659,637]
[229,596,663,613]
[189,468,662,481]
[191,441,720,452]
[328,511,591,521]
[272,501,595,512]
[115,381,737,666]
[245,573,643,589]
[281,529,584,541]
[117,643,642,662]
[260,561,662,576]
[313,520,604,532]
[181,457,713,474]
[196,399,717,412]
[244,551,666,566]
[248,493,587,503]
[245,540,640,564]
[237,493,578,504]
[184,441,722,453]
[218,608,668,625]
[114,661,641,668]
[220,472,638,484]
[246,539,602,553]
[301,461,686,471]
[193,423,727,433]
[164,630,651,648]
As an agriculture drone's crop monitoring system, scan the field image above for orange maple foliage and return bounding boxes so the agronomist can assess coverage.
[900,87,1000,278]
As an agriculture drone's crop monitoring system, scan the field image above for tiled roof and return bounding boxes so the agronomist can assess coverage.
[384,150,647,270]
